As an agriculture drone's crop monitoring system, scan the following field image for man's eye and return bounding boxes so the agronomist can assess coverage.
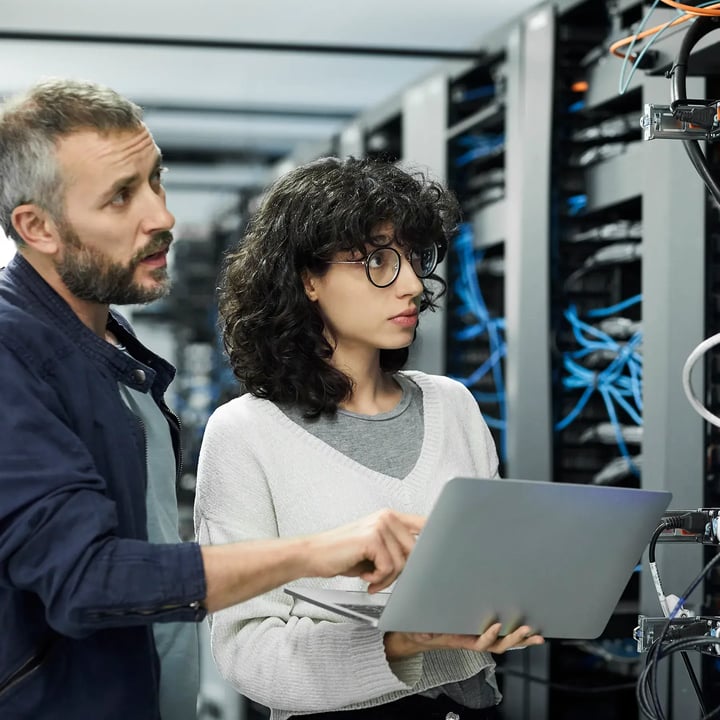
[152,166,168,185]
[110,189,130,206]
[367,254,385,269]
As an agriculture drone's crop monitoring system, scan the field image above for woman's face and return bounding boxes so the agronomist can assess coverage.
[302,222,425,359]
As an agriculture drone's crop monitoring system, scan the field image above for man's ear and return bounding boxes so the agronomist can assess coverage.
[301,270,319,302]
[11,204,61,255]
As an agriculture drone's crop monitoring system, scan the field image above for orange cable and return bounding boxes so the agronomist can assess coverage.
[659,0,720,16]
[609,2,720,60]
[609,13,694,59]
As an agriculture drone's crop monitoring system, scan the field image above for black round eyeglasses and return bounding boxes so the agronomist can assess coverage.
[326,244,439,288]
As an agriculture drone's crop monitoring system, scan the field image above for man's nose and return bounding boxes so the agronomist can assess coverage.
[140,188,175,235]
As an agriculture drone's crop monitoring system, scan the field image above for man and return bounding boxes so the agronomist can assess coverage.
[0,79,422,720]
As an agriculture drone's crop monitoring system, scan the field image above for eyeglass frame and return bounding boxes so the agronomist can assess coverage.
[325,244,439,288]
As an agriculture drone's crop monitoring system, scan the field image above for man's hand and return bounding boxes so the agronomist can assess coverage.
[200,509,423,612]
[384,623,545,659]
[304,509,425,593]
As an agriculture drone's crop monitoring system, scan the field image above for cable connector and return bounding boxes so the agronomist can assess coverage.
[671,102,717,131]
[641,103,713,141]
[585,242,642,267]
[634,615,716,653]
[661,510,712,534]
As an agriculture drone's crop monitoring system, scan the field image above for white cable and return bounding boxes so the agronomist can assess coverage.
[682,331,720,428]
[650,562,670,617]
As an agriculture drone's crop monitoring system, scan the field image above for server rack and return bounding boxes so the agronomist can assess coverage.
[365,112,402,163]
[704,171,720,711]
[445,42,510,471]
[338,96,404,163]
[551,2,707,718]
[432,0,710,716]
[401,73,455,376]
[549,3,644,716]
[440,9,556,718]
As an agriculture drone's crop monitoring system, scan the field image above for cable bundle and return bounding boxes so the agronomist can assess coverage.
[555,295,643,480]
[449,223,507,460]
[638,544,720,719]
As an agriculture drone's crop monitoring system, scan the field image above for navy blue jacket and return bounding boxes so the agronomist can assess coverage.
[0,254,207,719]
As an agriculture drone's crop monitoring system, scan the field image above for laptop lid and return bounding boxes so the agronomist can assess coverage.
[286,477,672,639]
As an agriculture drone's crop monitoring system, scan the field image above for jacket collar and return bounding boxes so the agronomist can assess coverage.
[3,254,176,393]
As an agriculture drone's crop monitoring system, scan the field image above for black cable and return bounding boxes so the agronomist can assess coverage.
[669,15,720,205]
[638,634,666,719]
[680,651,707,716]
[641,637,720,719]
[648,522,697,715]
[637,551,720,719]
[640,523,670,718]
[648,521,671,564]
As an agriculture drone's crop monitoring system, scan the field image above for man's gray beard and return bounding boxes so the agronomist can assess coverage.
[56,227,172,305]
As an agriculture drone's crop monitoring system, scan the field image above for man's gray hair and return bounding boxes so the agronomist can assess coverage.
[0,78,145,244]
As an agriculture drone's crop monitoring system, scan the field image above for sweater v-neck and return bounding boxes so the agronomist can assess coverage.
[251,371,443,493]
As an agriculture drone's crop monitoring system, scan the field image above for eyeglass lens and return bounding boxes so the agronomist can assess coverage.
[366,246,438,287]
[366,249,399,287]
[412,245,438,278]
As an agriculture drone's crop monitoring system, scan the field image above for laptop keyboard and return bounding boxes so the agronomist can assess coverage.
[339,603,385,618]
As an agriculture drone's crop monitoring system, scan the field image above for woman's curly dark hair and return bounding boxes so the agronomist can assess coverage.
[218,156,461,416]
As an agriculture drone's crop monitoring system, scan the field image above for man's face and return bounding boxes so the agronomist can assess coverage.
[52,126,176,305]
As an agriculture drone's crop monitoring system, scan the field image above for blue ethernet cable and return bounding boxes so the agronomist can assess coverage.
[453,84,497,103]
[567,194,588,215]
[585,294,642,318]
[564,305,644,410]
[450,223,508,459]
[556,296,643,476]
[618,0,663,95]
[453,134,505,168]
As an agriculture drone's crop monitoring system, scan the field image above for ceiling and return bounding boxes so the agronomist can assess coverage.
[0,0,545,254]
[1,1,542,169]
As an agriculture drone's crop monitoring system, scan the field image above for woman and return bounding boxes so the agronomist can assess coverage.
[194,157,543,720]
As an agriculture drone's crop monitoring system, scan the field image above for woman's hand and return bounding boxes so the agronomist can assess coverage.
[384,623,545,659]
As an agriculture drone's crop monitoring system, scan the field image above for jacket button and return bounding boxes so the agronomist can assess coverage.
[133,369,146,384]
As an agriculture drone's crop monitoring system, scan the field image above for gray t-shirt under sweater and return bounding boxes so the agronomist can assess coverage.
[280,373,424,478]
[279,373,498,709]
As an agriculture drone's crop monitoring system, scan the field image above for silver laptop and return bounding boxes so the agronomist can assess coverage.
[285,476,672,639]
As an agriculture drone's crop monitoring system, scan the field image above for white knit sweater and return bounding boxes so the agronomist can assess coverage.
[194,371,500,719]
